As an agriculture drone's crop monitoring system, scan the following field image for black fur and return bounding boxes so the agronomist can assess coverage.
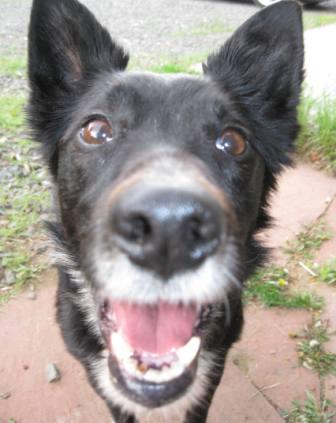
[28,1,303,421]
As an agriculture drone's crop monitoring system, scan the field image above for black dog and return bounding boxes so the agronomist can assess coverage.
[28,0,303,421]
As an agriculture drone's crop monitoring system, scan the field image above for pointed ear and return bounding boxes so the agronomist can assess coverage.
[28,0,128,96]
[206,1,304,119]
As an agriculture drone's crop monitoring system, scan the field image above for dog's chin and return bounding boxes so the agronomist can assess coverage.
[99,300,211,407]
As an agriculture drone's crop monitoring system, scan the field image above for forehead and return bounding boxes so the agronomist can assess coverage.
[80,71,232,120]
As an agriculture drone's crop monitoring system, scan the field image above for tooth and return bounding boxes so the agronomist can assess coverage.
[138,362,149,373]
[110,332,133,360]
[124,357,138,377]
[176,336,201,366]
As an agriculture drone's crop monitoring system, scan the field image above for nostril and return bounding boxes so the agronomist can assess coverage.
[185,213,220,260]
[188,216,215,242]
[187,217,205,243]
[114,213,152,245]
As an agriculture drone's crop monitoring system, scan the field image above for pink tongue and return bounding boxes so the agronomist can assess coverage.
[112,302,198,355]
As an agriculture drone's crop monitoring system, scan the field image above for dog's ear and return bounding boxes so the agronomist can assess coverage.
[206,2,303,120]
[28,0,128,96]
[205,1,304,172]
[28,0,128,176]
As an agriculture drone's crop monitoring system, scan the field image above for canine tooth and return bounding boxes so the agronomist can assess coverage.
[176,336,201,366]
[123,357,138,377]
[111,332,133,360]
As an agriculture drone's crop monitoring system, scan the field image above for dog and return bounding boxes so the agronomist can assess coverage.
[27,0,304,421]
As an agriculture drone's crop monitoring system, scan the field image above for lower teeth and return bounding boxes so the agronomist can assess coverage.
[110,333,201,383]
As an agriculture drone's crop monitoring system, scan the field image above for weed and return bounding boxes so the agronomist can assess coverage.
[297,319,336,376]
[316,260,336,285]
[285,391,335,423]
[244,266,324,310]
[285,220,332,261]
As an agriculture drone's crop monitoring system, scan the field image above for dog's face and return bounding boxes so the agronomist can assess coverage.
[56,73,261,406]
[28,0,303,416]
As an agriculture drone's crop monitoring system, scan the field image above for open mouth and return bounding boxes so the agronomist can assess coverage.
[100,300,210,407]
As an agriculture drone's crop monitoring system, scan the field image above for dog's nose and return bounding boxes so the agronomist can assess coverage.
[110,188,222,278]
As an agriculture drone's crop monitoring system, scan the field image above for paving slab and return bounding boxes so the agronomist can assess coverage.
[208,363,284,423]
[317,198,336,262]
[0,275,283,423]
[259,163,336,263]
[1,162,336,422]
[231,306,319,413]
[0,277,111,423]
[316,284,336,407]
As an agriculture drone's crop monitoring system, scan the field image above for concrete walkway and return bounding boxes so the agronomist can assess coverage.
[1,162,335,423]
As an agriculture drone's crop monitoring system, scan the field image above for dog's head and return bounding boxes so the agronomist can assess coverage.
[28,0,303,413]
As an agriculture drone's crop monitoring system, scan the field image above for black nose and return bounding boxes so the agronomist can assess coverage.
[110,188,222,278]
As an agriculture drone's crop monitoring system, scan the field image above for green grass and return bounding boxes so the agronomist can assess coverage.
[297,96,336,174]
[303,14,336,31]
[285,220,332,261]
[244,266,324,310]
[297,319,336,376]
[148,53,207,75]
[150,62,198,74]
[0,96,26,131]
[0,96,50,304]
[316,260,336,285]
[0,55,26,77]
[285,391,335,423]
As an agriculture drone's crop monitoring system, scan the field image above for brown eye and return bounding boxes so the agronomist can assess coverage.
[80,119,113,145]
[215,129,247,156]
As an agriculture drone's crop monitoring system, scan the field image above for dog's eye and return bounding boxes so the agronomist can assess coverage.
[215,129,247,156]
[80,119,113,145]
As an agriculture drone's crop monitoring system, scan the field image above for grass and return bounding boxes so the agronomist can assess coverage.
[285,220,332,261]
[244,266,324,310]
[285,391,335,423]
[0,55,26,77]
[148,53,207,75]
[150,62,199,75]
[303,14,336,31]
[316,259,336,285]
[297,96,336,174]
[0,96,26,131]
[0,95,50,304]
[297,319,336,376]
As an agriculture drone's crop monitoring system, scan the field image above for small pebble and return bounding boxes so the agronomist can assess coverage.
[0,392,11,400]
[4,270,15,286]
[27,290,37,300]
[46,363,61,383]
